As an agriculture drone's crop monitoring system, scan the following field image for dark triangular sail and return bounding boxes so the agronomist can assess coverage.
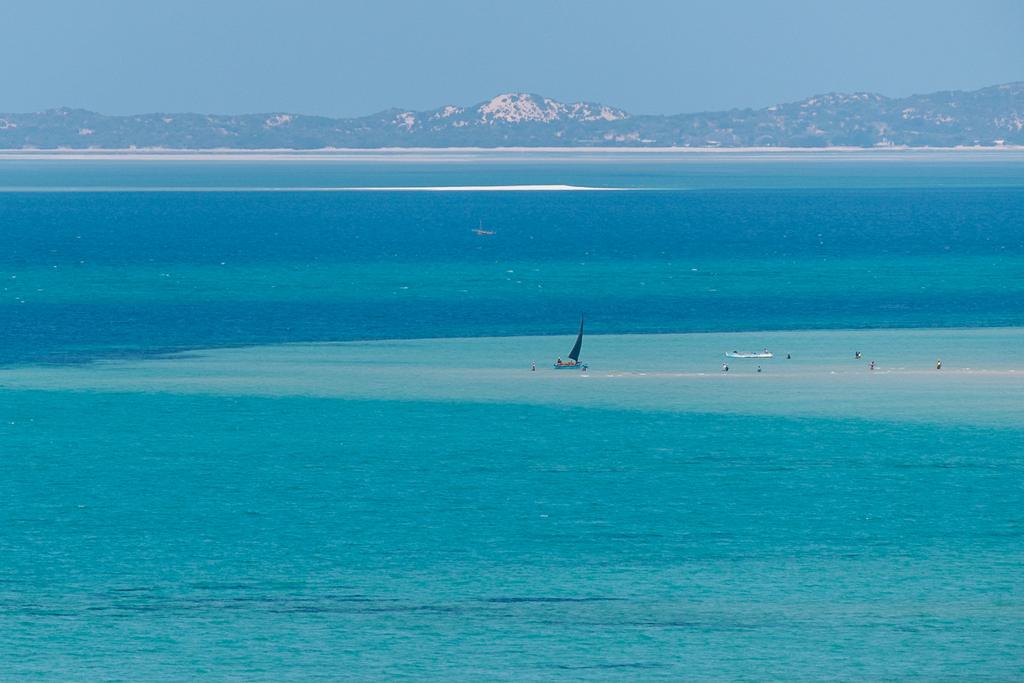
[568,315,584,361]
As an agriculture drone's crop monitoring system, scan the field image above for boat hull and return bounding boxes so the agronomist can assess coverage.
[726,352,773,359]
[553,363,584,369]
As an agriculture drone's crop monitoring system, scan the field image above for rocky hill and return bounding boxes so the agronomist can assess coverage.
[1,85,1022,149]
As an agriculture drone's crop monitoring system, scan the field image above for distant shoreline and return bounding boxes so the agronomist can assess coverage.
[1,146,1023,161]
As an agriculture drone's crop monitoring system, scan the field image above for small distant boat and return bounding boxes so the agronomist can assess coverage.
[554,315,586,369]
[473,220,494,235]
[726,350,773,359]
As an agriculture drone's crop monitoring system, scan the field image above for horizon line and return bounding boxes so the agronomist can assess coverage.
[0,146,1023,160]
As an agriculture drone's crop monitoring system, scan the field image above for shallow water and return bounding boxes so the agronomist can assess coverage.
[4,330,1024,678]
[4,385,1024,678]
[4,328,1024,427]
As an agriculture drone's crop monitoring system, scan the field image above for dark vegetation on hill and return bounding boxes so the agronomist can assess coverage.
[2,84,1022,149]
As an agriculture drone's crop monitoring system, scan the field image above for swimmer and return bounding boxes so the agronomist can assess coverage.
[757,365,762,373]
[787,353,791,359]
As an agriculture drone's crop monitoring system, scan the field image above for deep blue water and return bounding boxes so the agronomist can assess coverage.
[2,183,1023,363]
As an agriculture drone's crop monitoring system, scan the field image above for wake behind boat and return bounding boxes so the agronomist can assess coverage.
[726,350,773,359]
[554,315,587,369]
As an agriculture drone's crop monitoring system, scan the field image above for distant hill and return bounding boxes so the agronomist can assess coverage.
[2,85,1023,149]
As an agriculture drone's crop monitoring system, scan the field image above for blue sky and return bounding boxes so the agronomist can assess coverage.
[1,0,1021,116]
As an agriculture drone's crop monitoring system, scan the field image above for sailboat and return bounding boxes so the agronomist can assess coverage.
[554,315,586,369]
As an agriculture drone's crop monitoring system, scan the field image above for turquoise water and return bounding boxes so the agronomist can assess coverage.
[3,155,1024,679]
[2,150,1024,190]
[4,332,1024,679]
[5,328,1024,426]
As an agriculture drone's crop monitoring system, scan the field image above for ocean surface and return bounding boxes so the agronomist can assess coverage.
[2,152,1024,679]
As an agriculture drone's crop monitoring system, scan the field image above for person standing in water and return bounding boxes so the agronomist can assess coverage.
[937,359,942,370]
[870,361,875,370]
[757,365,762,373]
